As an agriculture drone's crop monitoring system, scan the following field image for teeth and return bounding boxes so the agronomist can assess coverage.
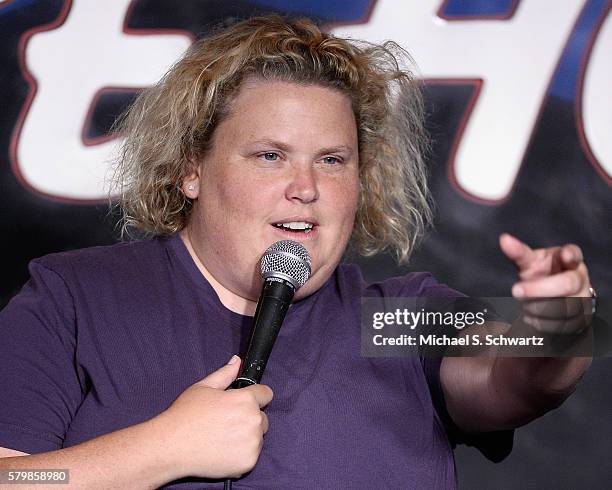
[274,221,314,231]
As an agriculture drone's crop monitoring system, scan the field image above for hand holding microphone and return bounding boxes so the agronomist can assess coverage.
[158,355,273,480]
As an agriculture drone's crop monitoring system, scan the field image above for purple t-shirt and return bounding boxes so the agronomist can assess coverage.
[0,235,509,488]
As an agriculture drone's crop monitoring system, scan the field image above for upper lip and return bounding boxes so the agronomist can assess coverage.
[271,216,319,226]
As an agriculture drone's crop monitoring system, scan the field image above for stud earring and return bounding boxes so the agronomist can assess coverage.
[187,185,195,191]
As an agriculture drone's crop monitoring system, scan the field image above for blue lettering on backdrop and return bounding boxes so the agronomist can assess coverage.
[550,0,609,100]
[441,0,517,17]
[249,0,373,21]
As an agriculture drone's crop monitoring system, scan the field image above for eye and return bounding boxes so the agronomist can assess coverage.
[260,152,280,162]
[321,156,340,165]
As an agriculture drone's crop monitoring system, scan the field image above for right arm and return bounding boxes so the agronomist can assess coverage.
[0,357,272,489]
[0,413,181,489]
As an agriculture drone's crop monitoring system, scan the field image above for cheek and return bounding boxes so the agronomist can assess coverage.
[329,178,360,225]
[211,172,263,218]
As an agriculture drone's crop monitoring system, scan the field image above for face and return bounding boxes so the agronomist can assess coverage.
[182,79,360,307]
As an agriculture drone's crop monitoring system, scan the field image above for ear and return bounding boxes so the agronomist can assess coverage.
[182,158,201,199]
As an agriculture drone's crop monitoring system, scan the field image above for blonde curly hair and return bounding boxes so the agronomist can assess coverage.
[113,14,432,263]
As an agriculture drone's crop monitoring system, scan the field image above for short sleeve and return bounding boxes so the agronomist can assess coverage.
[419,280,515,462]
[0,260,84,453]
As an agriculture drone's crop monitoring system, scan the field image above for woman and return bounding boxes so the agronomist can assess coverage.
[0,15,593,489]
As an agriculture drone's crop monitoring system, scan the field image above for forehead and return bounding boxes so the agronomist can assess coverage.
[215,79,358,145]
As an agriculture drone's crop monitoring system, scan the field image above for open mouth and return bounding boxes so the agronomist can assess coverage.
[271,221,316,234]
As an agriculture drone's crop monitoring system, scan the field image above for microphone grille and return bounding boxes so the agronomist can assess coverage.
[260,240,312,290]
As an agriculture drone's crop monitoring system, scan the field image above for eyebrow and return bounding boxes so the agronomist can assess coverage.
[248,139,354,156]
[317,145,354,156]
[248,139,292,152]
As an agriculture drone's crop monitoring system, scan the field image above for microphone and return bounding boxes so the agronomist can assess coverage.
[230,240,311,389]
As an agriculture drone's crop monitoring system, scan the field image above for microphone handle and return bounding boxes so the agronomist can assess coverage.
[229,277,295,389]
[225,277,295,489]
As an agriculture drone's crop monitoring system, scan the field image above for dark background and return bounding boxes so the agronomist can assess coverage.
[1,1,610,488]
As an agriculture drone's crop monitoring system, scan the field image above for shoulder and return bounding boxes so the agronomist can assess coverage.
[34,237,168,274]
[13,237,181,329]
[28,237,173,294]
[334,263,464,298]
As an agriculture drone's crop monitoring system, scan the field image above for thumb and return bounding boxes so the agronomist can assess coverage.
[199,355,241,390]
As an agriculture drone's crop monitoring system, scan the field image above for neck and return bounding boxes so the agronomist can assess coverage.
[179,230,258,316]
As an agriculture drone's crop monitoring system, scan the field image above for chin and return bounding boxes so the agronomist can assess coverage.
[294,265,332,301]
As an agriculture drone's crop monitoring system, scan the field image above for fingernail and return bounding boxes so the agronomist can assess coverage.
[513,285,525,297]
[227,355,239,365]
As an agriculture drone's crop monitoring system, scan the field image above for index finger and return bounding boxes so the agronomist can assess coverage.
[243,383,274,408]
[499,233,535,270]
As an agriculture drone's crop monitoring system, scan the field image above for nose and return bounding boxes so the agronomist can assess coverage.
[285,164,319,204]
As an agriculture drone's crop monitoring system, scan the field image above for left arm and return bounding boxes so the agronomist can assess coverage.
[440,233,593,433]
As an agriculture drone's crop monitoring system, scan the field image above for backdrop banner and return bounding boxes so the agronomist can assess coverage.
[1,1,610,488]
